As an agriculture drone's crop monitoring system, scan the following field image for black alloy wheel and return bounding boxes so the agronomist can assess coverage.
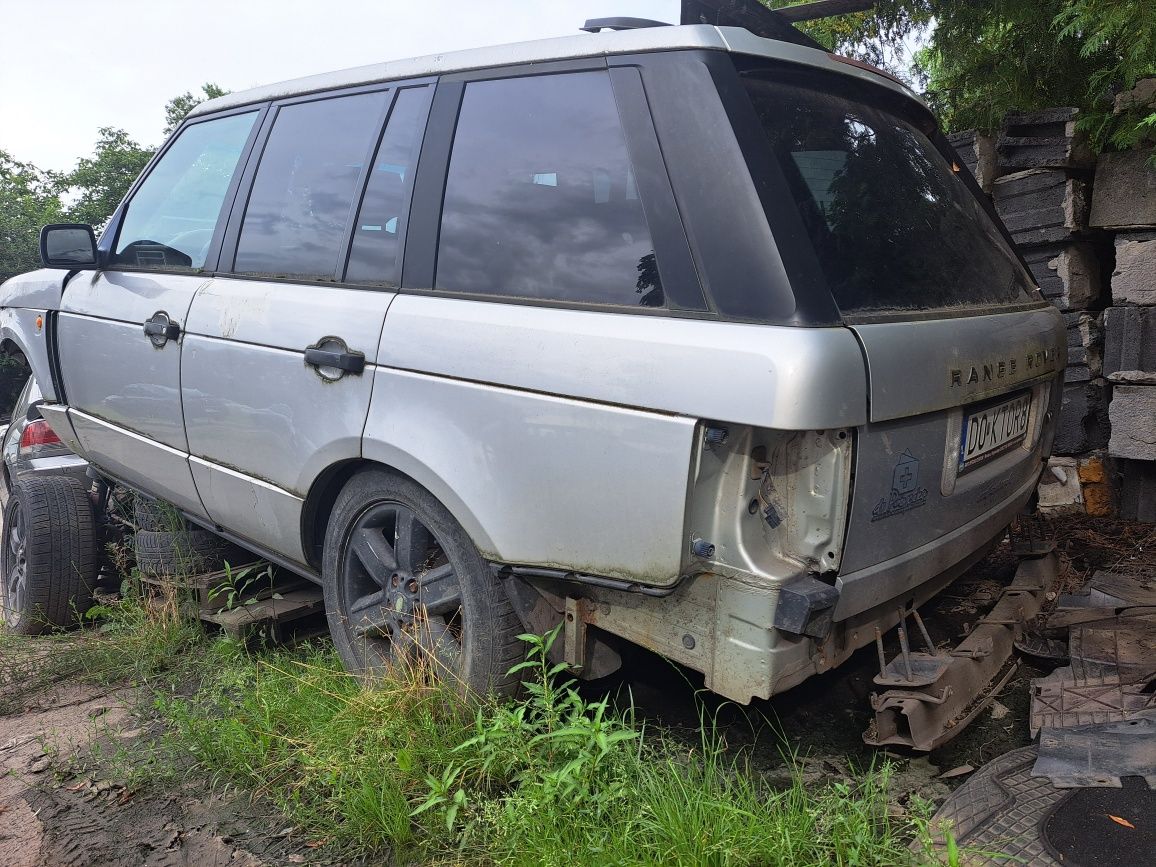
[323,469,523,696]
[341,501,463,672]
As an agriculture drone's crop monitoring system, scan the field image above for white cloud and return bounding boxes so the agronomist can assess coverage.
[0,0,678,171]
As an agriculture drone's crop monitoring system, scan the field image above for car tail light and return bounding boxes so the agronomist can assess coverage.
[19,419,62,451]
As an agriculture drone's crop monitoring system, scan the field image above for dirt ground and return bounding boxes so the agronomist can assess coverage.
[0,675,317,866]
[1,514,1152,865]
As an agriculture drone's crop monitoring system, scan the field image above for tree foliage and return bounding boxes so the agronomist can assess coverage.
[0,152,65,281]
[767,0,933,80]
[768,0,1156,150]
[60,127,155,230]
[0,82,233,281]
[163,83,229,137]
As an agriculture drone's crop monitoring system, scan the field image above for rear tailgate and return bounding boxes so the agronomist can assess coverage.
[835,306,1066,616]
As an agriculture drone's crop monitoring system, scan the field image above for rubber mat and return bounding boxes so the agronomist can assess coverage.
[1042,780,1156,866]
[933,745,1156,865]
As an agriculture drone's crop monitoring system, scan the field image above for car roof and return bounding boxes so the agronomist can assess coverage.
[187,24,923,118]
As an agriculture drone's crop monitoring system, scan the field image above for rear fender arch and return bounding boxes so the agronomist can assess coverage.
[299,452,497,571]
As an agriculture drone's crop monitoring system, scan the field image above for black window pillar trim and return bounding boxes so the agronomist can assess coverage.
[703,52,841,326]
[608,65,709,313]
[215,106,280,274]
[340,83,435,286]
[401,80,464,290]
[331,89,401,282]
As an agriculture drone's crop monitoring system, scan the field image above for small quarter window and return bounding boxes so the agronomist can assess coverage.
[233,91,388,280]
[436,71,662,308]
[345,86,432,286]
[113,111,257,270]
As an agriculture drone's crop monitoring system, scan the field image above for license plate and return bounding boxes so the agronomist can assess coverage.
[959,392,1032,473]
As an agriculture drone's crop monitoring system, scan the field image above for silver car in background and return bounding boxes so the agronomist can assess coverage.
[0,377,89,508]
[0,10,1065,700]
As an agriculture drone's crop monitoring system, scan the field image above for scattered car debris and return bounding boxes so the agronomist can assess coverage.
[865,553,1058,751]
[1033,710,1156,788]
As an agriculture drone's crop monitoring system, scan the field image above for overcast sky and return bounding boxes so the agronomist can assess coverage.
[1,0,679,172]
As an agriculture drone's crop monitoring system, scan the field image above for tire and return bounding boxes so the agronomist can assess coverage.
[1,475,97,634]
[135,528,253,577]
[133,495,187,532]
[323,469,523,697]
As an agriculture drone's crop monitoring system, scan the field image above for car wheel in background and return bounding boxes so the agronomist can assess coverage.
[135,528,253,578]
[1,475,97,634]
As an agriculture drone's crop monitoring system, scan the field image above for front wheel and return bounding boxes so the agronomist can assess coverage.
[322,469,523,696]
[1,475,97,634]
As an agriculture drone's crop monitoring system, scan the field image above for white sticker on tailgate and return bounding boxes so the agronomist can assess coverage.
[959,392,1032,472]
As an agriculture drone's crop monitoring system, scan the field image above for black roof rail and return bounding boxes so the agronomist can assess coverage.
[580,17,671,33]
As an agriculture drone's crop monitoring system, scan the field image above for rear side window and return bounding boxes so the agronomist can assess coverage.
[436,71,662,308]
[233,91,388,279]
[345,86,432,286]
[113,112,257,269]
[742,76,1035,314]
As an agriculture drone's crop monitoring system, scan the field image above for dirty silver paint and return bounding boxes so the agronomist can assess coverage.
[363,367,698,583]
[378,294,868,430]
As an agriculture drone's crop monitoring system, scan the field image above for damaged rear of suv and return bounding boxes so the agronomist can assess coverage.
[0,4,1063,710]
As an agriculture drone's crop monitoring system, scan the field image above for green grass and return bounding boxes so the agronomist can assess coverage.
[6,590,951,865]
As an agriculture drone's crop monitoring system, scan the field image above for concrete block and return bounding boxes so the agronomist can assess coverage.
[1108,385,1156,460]
[1118,458,1156,523]
[1063,311,1101,383]
[1023,242,1101,310]
[997,107,1094,171]
[993,169,1089,246]
[1111,230,1156,305]
[947,129,998,192]
[1037,457,1084,510]
[1090,151,1156,229]
[1054,381,1109,455]
[1103,306,1156,380]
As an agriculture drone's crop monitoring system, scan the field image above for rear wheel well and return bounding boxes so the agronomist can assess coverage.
[0,340,30,425]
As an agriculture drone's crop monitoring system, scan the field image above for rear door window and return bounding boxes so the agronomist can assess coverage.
[741,75,1035,314]
[436,71,662,308]
[112,111,257,270]
[233,91,388,280]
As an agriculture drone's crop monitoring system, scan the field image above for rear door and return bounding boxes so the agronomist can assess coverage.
[181,83,432,564]
[56,109,261,516]
[738,69,1066,615]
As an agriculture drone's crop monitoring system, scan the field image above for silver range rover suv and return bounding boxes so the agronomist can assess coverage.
[0,16,1064,701]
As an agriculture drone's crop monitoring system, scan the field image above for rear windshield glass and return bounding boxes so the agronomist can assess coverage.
[741,75,1036,314]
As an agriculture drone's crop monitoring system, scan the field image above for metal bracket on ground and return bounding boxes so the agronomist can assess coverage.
[864,552,1059,751]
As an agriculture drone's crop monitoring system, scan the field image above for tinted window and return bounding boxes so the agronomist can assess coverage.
[345,86,431,285]
[742,76,1035,313]
[436,72,662,307]
[234,91,387,279]
[113,112,256,269]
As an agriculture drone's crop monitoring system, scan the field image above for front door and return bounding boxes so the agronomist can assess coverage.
[181,84,432,564]
[57,110,261,516]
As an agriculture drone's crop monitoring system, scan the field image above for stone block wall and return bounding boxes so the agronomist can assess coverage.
[949,80,1156,521]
